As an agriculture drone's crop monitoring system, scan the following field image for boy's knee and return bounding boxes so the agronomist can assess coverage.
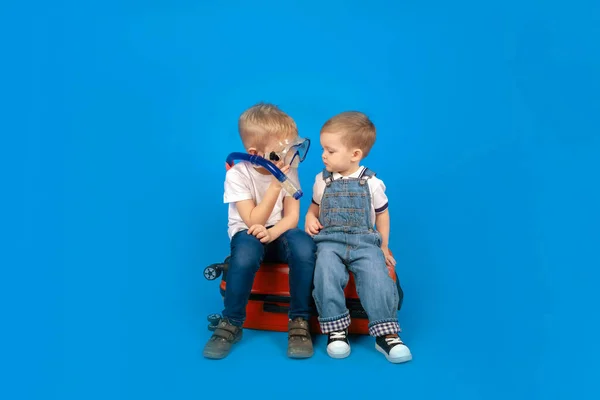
[230,232,263,271]
[230,253,262,274]
[367,269,396,292]
[232,230,263,250]
[314,258,347,287]
[283,228,316,258]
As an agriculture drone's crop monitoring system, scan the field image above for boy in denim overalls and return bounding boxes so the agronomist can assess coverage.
[305,111,412,363]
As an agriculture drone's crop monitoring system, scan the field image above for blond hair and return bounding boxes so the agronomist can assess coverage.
[238,102,298,150]
[321,111,376,157]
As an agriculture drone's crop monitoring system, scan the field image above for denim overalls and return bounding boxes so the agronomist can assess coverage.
[312,168,400,337]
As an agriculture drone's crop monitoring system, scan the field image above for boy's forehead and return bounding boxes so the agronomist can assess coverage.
[320,131,343,144]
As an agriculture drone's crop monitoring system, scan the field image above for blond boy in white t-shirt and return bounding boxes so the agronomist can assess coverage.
[203,103,316,360]
[305,111,412,364]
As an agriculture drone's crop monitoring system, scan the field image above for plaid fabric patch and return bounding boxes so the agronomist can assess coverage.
[369,321,400,337]
[319,313,351,333]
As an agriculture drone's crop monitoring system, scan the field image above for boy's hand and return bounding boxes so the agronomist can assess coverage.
[270,161,290,188]
[248,224,272,243]
[381,246,397,267]
[305,215,323,236]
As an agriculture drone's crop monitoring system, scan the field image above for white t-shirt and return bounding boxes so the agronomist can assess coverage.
[223,161,301,239]
[312,166,388,227]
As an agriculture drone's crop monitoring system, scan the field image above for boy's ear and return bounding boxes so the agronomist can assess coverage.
[248,147,258,155]
[351,148,363,161]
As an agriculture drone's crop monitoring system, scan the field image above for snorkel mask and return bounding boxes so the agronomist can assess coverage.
[226,151,304,199]
[267,137,310,168]
[225,137,311,200]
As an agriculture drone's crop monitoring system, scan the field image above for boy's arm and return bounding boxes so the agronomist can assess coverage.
[235,183,282,227]
[375,209,391,249]
[306,203,319,220]
[266,196,300,242]
[236,165,291,227]
[304,173,325,235]
[305,203,323,235]
[375,209,397,267]
[372,176,396,267]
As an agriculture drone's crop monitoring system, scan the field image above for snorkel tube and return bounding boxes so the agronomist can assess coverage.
[225,152,304,200]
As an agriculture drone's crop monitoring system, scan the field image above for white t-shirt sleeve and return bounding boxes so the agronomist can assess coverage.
[312,172,326,206]
[371,177,389,213]
[223,168,254,204]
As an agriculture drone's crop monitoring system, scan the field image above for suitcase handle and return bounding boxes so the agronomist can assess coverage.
[263,301,365,318]
[263,302,289,314]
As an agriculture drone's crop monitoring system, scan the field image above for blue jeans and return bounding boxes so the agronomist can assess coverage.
[312,231,399,334]
[222,228,316,327]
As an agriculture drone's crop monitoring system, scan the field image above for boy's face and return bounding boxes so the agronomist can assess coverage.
[263,137,288,160]
[262,136,308,167]
[248,137,290,171]
[320,131,361,174]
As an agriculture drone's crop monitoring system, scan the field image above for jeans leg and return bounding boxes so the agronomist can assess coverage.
[312,236,351,333]
[222,230,265,326]
[348,236,400,336]
[275,228,316,321]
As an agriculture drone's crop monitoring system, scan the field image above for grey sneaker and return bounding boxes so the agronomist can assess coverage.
[202,318,243,359]
[287,317,313,359]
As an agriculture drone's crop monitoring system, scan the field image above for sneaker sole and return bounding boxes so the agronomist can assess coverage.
[327,347,351,359]
[202,333,242,360]
[375,344,412,364]
[203,350,228,360]
[288,350,314,359]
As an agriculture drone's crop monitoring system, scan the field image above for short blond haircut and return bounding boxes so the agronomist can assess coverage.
[238,102,298,150]
[321,111,376,157]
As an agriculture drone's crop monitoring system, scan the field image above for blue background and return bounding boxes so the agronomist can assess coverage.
[3,0,600,399]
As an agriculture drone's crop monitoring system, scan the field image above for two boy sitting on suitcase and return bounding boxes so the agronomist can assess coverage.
[203,103,412,363]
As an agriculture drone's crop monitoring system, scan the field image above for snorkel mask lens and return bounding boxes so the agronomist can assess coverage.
[271,137,310,168]
[286,138,310,167]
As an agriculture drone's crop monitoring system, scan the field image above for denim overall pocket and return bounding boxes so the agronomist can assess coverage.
[320,190,370,228]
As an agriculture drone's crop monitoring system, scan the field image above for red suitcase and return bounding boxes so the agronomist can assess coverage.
[204,255,403,335]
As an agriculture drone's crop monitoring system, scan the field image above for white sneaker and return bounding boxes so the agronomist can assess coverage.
[375,335,412,363]
[326,330,351,359]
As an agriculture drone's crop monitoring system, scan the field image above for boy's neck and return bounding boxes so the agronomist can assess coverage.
[337,164,361,177]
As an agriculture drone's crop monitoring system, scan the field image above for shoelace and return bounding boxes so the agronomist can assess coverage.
[330,331,346,340]
[385,337,402,345]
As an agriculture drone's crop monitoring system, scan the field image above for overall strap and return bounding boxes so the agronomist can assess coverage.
[358,167,376,185]
[322,168,334,186]
[358,167,376,179]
